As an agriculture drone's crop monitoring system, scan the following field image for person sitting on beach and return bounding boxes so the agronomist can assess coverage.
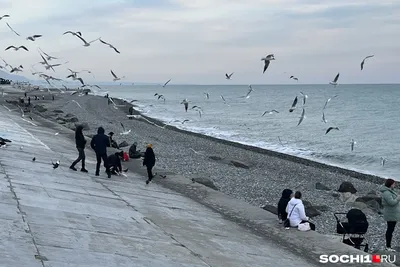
[128,106,134,119]
[286,191,315,231]
[278,189,293,223]
[108,132,120,149]
[90,127,111,178]
[143,144,156,184]
[108,151,124,175]
[129,142,142,159]
[380,178,400,251]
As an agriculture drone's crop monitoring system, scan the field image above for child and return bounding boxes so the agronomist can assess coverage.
[277,189,293,223]
[143,144,156,184]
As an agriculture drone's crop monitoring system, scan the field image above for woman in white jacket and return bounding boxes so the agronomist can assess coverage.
[286,191,315,230]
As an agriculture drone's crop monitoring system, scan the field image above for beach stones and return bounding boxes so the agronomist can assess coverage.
[192,177,219,191]
[53,110,64,113]
[65,116,79,123]
[315,182,331,191]
[34,105,47,113]
[338,181,357,194]
[261,204,277,215]
[302,200,325,218]
[209,156,223,161]
[119,141,129,148]
[339,192,358,203]
[230,160,250,169]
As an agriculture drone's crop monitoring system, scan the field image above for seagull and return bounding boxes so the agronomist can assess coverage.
[181,119,189,124]
[204,92,210,99]
[299,92,308,105]
[290,76,298,81]
[323,95,338,110]
[297,108,305,126]
[66,100,83,108]
[325,127,339,135]
[52,160,60,169]
[380,157,387,166]
[181,99,189,112]
[99,38,120,53]
[5,45,28,51]
[67,33,99,47]
[45,63,62,71]
[26,35,42,41]
[240,85,253,99]
[322,112,328,123]
[10,65,23,73]
[289,96,298,112]
[278,136,284,147]
[32,157,36,162]
[156,94,166,103]
[63,31,82,37]
[350,139,356,151]
[163,79,171,88]
[120,122,131,135]
[329,73,340,87]
[261,54,275,73]
[225,73,234,80]
[111,70,124,82]
[39,48,58,60]
[0,15,10,20]
[66,74,85,85]
[220,95,229,105]
[17,106,25,117]
[361,55,374,70]
[6,23,20,36]
[262,110,279,116]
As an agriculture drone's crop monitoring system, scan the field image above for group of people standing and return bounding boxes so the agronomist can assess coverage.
[69,125,156,184]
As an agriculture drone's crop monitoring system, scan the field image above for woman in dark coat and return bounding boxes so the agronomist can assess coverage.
[143,144,156,184]
[277,189,293,223]
[70,125,88,172]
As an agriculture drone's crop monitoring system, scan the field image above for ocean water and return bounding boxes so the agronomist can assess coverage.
[96,84,400,179]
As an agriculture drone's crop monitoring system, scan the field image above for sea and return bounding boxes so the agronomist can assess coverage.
[93,84,399,180]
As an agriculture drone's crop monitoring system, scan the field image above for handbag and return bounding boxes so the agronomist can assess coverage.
[298,222,311,231]
[284,204,297,228]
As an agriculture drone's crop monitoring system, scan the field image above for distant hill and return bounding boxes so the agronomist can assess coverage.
[0,69,29,82]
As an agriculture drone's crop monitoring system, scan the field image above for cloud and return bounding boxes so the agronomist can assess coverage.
[0,0,398,84]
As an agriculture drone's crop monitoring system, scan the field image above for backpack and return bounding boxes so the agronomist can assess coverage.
[123,152,129,162]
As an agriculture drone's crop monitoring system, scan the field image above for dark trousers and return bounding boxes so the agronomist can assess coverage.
[300,220,316,231]
[71,148,85,169]
[146,166,154,180]
[96,153,109,175]
[386,221,397,248]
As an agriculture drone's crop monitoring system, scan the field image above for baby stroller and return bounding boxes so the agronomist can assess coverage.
[334,209,369,252]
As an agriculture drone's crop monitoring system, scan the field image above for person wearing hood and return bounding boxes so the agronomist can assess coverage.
[90,127,111,178]
[108,151,123,175]
[380,178,400,251]
[277,189,293,223]
[143,144,156,184]
[108,132,120,149]
[286,191,315,230]
[70,125,88,172]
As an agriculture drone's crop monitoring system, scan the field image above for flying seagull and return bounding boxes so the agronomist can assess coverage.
[66,32,99,47]
[5,45,28,51]
[297,108,305,126]
[63,31,82,36]
[6,23,20,36]
[10,65,23,73]
[163,79,171,88]
[299,92,308,105]
[289,96,298,112]
[220,95,227,104]
[26,35,42,41]
[322,112,327,123]
[225,73,234,80]
[350,139,356,151]
[99,38,120,53]
[329,73,340,87]
[120,122,131,135]
[32,157,36,162]
[325,127,339,135]
[181,99,189,112]
[361,55,374,70]
[0,15,10,20]
[380,157,387,167]
[154,94,165,102]
[204,92,210,99]
[39,48,58,60]
[323,95,338,110]
[290,76,298,81]
[261,54,275,73]
[240,85,253,99]
[52,160,60,169]
[262,110,279,116]
[66,74,84,85]
[110,70,124,82]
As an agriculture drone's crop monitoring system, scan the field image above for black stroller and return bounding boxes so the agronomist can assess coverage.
[334,209,369,252]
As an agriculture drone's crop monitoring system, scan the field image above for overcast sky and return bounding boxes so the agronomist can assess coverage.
[1,0,399,84]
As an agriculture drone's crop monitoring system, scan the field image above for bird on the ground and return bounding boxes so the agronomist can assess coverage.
[261,54,275,73]
[32,157,36,162]
[225,73,234,80]
[329,73,340,87]
[6,22,20,36]
[290,76,298,81]
[5,45,28,51]
[26,35,42,41]
[110,70,124,82]
[163,79,171,87]
[323,95,338,110]
[240,85,253,99]
[0,15,10,20]
[120,122,131,135]
[289,96,298,112]
[325,127,339,135]
[297,108,305,126]
[52,160,60,169]
[322,112,327,123]
[99,38,120,53]
[262,110,279,116]
[300,92,308,105]
[361,55,374,70]
[204,92,210,99]
[350,139,356,151]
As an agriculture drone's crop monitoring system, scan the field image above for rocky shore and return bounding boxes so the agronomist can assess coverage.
[2,87,399,253]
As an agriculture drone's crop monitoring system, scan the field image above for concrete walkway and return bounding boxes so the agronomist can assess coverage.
[0,106,324,266]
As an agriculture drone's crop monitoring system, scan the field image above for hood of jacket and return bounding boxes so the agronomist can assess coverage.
[288,197,303,206]
[97,127,105,135]
[380,185,395,194]
[281,189,293,199]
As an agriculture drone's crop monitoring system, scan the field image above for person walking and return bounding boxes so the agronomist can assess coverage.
[90,127,111,178]
[143,144,156,184]
[380,178,400,251]
[69,125,88,172]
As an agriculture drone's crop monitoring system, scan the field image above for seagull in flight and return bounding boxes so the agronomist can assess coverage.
[350,139,356,151]
[6,22,20,36]
[39,48,58,60]
[10,65,23,73]
[66,32,99,47]
[163,79,171,87]
[380,157,387,167]
[261,54,275,73]
[297,108,306,126]
[203,92,210,99]
[26,35,42,41]
[240,85,253,99]
[154,93,166,103]
[361,55,374,70]
[52,160,60,169]
[325,127,339,135]
[299,92,308,105]
[99,38,120,53]
[329,73,340,87]
[63,31,82,37]
[322,112,327,123]
[289,96,298,112]
[111,70,124,82]
[66,73,85,85]
[5,45,28,51]
[225,73,234,80]
[323,95,338,110]
[262,110,279,116]
[0,15,10,20]
[120,122,131,135]
[290,76,298,81]
[220,95,227,104]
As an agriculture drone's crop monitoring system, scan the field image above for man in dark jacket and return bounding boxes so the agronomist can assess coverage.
[277,189,293,223]
[108,151,123,175]
[70,125,88,172]
[90,127,111,178]
[143,144,156,184]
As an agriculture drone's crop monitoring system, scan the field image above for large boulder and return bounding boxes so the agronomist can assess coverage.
[65,113,75,118]
[192,178,219,191]
[338,181,357,194]
[302,200,327,218]
[230,160,250,169]
[209,156,223,161]
[340,192,358,203]
[119,141,129,148]
[53,109,64,113]
[316,182,331,191]
[34,105,47,113]
[355,195,382,208]
[65,116,79,123]
[262,204,277,215]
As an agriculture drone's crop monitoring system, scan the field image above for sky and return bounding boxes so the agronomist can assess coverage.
[0,0,399,85]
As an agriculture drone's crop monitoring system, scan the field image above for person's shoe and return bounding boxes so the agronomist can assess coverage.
[69,166,77,171]
[146,179,150,185]
[81,168,88,173]
[95,172,99,176]
[107,172,111,178]
[285,227,290,230]
[386,247,396,252]
[278,219,283,224]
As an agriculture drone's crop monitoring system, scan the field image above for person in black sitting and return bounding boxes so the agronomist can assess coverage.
[70,125,88,172]
[277,189,293,224]
[108,151,124,175]
[108,132,120,149]
[90,127,111,178]
[129,142,141,159]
